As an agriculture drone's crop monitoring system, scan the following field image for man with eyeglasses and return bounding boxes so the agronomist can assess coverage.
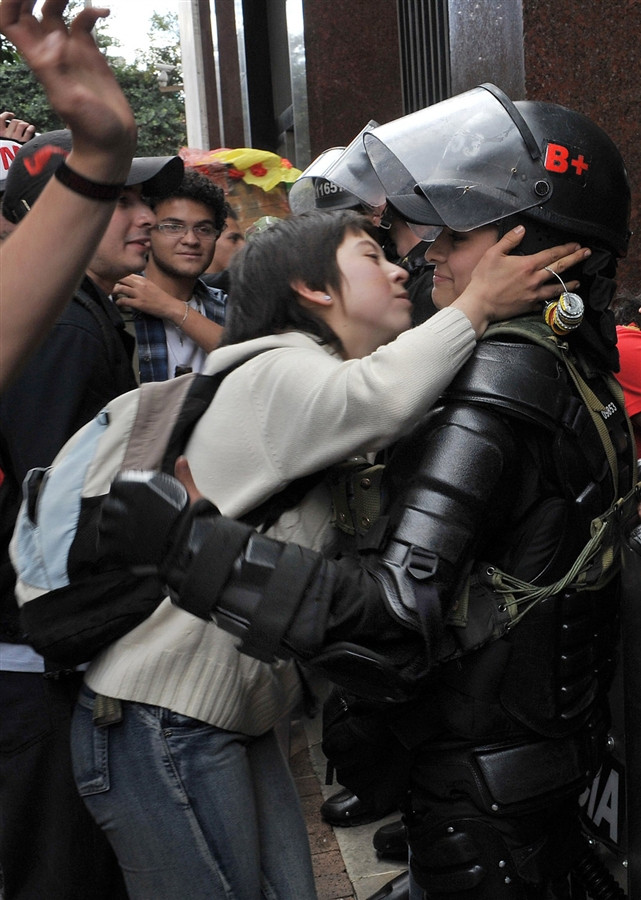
[114,169,228,382]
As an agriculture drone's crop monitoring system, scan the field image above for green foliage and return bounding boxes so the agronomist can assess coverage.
[115,65,186,157]
[0,52,66,132]
[0,34,19,66]
[0,11,186,157]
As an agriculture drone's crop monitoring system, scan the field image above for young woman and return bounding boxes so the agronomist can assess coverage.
[72,209,587,900]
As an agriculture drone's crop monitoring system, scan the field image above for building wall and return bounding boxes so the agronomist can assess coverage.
[302,0,403,157]
[522,0,640,292]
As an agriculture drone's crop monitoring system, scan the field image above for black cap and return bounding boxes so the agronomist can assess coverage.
[2,129,184,224]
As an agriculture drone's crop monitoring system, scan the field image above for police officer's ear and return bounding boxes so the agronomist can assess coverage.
[291,280,333,307]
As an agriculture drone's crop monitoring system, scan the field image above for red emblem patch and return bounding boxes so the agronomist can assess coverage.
[544,142,590,183]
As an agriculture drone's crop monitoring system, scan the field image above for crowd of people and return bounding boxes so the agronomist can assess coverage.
[1,2,640,899]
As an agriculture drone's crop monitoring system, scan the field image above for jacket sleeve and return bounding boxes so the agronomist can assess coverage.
[186,309,475,517]
[0,313,115,481]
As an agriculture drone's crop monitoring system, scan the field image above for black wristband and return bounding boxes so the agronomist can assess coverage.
[54,160,125,201]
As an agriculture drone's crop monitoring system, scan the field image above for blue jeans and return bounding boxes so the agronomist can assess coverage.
[71,686,317,899]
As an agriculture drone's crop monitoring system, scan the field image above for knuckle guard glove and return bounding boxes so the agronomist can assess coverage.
[97,471,193,571]
[165,514,325,663]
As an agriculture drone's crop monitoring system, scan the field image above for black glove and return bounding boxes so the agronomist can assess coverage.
[97,470,192,573]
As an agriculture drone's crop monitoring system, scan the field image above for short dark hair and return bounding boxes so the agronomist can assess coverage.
[223,210,377,349]
[611,290,641,329]
[149,168,226,234]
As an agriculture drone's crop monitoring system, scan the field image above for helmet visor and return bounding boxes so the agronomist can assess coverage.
[287,121,385,214]
[288,148,347,214]
[322,120,386,209]
[364,86,552,231]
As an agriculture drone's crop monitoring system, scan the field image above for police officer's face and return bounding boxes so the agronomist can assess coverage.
[426,225,498,309]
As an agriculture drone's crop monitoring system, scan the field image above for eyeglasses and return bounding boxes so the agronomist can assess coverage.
[155,222,219,239]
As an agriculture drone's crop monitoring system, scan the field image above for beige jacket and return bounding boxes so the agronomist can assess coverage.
[86,309,475,735]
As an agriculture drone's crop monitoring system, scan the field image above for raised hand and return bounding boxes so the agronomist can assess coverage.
[452,225,591,336]
[486,225,590,309]
[0,109,36,143]
[0,0,137,180]
[0,0,139,390]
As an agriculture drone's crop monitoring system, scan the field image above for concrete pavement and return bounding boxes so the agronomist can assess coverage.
[291,710,407,900]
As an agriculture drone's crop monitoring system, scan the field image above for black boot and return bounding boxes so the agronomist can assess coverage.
[366,871,410,900]
[320,788,393,827]
[372,818,408,860]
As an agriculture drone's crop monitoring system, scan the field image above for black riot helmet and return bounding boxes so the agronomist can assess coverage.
[508,96,631,259]
[365,84,631,259]
[364,85,631,369]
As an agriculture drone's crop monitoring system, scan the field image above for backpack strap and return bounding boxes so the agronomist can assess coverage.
[159,372,222,473]
[159,353,274,475]
[120,373,205,471]
[119,307,142,385]
[157,353,330,530]
[242,470,329,533]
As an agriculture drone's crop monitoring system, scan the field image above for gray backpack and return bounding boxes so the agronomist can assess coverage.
[10,355,320,669]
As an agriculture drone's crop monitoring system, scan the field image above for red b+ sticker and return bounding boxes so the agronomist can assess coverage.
[544,142,590,184]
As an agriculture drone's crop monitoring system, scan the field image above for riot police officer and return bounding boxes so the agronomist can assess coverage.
[99,86,637,898]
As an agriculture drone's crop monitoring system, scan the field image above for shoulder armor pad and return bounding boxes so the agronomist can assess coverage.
[443,339,574,432]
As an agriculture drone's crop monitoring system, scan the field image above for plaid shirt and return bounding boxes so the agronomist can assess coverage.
[133,279,227,383]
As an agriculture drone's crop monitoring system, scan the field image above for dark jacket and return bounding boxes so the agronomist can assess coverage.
[0,276,137,641]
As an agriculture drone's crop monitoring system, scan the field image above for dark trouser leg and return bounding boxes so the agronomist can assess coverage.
[0,670,128,900]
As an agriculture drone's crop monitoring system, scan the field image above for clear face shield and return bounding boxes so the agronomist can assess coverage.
[321,119,386,210]
[287,147,348,214]
[363,85,553,237]
[288,121,386,216]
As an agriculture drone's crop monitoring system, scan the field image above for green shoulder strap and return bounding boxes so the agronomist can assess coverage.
[470,316,639,627]
[483,316,636,492]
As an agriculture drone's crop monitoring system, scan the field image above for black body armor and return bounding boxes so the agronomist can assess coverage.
[161,322,634,896]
